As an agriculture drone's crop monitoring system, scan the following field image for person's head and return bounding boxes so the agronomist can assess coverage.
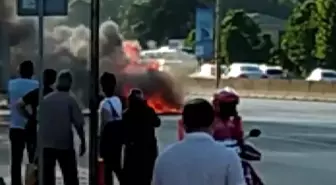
[43,69,57,86]
[212,87,239,118]
[128,88,145,108]
[56,70,73,92]
[100,72,116,97]
[182,98,214,133]
[19,60,34,79]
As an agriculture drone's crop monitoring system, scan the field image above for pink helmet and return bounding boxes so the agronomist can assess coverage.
[212,87,239,112]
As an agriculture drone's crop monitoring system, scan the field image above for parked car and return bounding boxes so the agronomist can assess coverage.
[306,68,336,82]
[225,63,268,79]
[259,65,284,79]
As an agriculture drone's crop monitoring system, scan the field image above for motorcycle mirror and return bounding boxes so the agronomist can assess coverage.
[248,129,261,137]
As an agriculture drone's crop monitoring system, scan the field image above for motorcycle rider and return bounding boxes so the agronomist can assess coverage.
[177,86,243,142]
[211,87,243,144]
[177,87,263,185]
[212,87,263,185]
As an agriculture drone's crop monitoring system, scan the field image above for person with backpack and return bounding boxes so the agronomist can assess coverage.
[99,72,123,185]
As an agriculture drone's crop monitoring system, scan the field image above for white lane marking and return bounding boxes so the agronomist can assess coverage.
[260,135,335,147]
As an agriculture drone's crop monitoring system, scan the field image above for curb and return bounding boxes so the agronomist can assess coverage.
[186,91,336,103]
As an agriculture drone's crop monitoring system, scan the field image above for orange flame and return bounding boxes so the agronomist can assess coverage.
[122,85,181,114]
[120,41,182,114]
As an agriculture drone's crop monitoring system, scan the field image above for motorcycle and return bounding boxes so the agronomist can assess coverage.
[219,129,264,185]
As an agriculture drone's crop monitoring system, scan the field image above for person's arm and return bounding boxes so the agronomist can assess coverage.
[70,97,86,143]
[16,89,37,120]
[148,106,161,127]
[226,151,246,185]
[99,104,111,136]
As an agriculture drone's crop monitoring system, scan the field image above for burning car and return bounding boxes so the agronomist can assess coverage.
[113,41,183,114]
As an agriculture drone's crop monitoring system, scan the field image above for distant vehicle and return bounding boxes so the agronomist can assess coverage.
[140,47,198,75]
[306,68,336,82]
[189,63,227,79]
[259,65,284,79]
[225,63,268,79]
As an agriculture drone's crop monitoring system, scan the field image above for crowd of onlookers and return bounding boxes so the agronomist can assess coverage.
[8,60,246,185]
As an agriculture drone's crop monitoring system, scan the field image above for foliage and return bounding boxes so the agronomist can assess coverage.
[220,10,274,63]
[281,1,318,75]
[281,0,336,76]
[184,29,196,49]
[120,0,296,44]
[183,9,274,64]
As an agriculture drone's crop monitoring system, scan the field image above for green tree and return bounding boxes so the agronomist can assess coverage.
[314,0,336,68]
[220,9,273,63]
[281,1,318,76]
[184,29,195,49]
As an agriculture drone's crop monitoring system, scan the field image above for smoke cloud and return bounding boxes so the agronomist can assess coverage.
[0,0,183,110]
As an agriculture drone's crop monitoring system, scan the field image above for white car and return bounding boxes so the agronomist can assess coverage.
[189,63,227,79]
[225,63,268,79]
[306,68,336,82]
[140,48,198,75]
[259,65,284,79]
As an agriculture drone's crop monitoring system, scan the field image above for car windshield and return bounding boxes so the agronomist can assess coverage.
[241,66,261,72]
[266,69,283,75]
[322,72,336,78]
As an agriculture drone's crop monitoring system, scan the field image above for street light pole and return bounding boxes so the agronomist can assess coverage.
[37,0,45,184]
[214,0,221,88]
[89,0,100,184]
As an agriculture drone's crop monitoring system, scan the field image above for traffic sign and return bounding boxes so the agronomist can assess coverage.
[17,0,68,16]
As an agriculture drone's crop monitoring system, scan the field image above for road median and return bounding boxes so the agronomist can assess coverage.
[184,77,336,102]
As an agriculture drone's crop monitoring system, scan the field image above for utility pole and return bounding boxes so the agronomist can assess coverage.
[214,0,221,88]
[0,22,10,92]
[89,0,100,184]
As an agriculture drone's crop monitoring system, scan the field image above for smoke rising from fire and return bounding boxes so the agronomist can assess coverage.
[1,0,183,110]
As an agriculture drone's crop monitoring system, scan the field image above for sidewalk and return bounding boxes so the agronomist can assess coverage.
[0,165,93,185]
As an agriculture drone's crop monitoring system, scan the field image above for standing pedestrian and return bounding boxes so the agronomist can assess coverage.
[99,72,123,185]
[123,89,161,185]
[16,69,57,163]
[153,98,245,185]
[8,60,38,185]
[38,70,86,185]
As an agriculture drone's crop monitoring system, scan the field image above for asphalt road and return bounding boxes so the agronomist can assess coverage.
[0,98,336,184]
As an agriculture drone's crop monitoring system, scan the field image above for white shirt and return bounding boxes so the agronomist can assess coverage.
[8,78,38,129]
[153,132,246,185]
[98,96,122,134]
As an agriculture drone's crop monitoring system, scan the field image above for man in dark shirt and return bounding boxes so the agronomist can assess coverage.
[16,69,57,163]
[123,89,161,185]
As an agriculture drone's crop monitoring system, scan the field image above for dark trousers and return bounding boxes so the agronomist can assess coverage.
[102,147,123,185]
[123,142,158,185]
[100,123,123,185]
[9,128,36,185]
[42,148,79,185]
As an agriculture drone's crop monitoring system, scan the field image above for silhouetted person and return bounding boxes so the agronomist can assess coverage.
[38,70,86,185]
[16,69,57,163]
[99,72,123,185]
[8,60,38,185]
[123,89,161,185]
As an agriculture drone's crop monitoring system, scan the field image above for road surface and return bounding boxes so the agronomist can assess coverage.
[0,98,335,184]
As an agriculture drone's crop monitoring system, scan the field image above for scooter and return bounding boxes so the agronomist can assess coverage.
[220,129,264,185]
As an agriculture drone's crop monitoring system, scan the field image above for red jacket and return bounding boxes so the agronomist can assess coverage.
[177,116,243,141]
[212,116,243,141]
